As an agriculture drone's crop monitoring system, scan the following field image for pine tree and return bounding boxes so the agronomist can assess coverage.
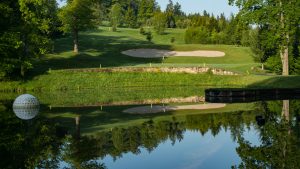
[125,5,137,28]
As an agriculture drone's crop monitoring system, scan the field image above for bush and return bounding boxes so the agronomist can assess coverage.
[152,12,167,35]
[139,27,145,35]
[112,25,117,32]
[185,27,210,44]
[292,57,300,75]
[170,37,175,43]
[265,56,282,74]
[145,32,152,42]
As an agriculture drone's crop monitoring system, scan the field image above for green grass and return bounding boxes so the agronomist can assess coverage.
[28,27,257,76]
[1,71,300,92]
[1,26,300,92]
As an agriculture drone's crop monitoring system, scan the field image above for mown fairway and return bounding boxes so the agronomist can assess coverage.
[2,27,300,91]
[33,27,257,75]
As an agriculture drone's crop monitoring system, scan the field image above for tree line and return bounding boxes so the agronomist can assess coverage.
[2,99,300,168]
[0,0,299,78]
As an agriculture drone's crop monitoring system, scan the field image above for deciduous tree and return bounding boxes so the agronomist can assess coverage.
[152,12,167,34]
[229,0,300,75]
[109,3,122,31]
[0,0,57,77]
[58,0,96,53]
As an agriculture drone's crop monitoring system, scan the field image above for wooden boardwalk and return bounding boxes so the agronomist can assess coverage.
[205,88,300,103]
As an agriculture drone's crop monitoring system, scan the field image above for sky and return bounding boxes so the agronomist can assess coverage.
[57,0,239,17]
[157,0,238,17]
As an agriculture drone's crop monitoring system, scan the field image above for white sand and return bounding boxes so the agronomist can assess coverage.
[122,49,225,58]
[123,103,226,114]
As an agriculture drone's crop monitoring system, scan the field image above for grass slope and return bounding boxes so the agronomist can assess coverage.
[31,27,257,76]
[1,27,300,91]
[1,71,300,92]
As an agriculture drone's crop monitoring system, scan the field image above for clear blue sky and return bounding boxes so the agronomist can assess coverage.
[157,0,238,17]
[57,0,238,17]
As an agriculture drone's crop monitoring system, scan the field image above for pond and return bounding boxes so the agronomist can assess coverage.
[1,89,300,169]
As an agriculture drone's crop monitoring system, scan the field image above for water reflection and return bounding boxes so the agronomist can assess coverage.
[1,99,300,168]
[13,106,39,120]
[123,103,226,114]
[12,94,40,120]
[235,100,300,169]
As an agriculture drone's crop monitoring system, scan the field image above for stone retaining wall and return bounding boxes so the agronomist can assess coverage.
[54,96,205,107]
[67,67,238,75]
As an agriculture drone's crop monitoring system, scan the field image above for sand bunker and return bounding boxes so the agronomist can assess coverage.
[123,103,226,114]
[122,49,225,58]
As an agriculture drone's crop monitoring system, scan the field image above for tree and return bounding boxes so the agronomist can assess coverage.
[109,3,122,31]
[248,28,265,62]
[235,100,300,169]
[152,12,167,34]
[124,5,137,28]
[165,0,176,28]
[185,27,211,44]
[58,0,95,53]
[92,0,105,26]
[0,0,57,77]
[174,2,184,16]
[229,0,300,75]
[137,0,158,26]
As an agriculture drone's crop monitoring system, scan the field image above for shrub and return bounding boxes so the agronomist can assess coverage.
[139,27,145,35]
[170,37,175,43]
[152,12,167,35]
[265,56,282,74]
[112,25,117,32]
[185,27,210,44]
[146,32,153,42]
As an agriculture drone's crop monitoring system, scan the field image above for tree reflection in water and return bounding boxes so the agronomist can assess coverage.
[234,100,300,169]
[1,100,300,168]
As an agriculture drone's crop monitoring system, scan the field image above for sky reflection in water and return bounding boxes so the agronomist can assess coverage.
[102,128,260,169]
[1,95,300,169]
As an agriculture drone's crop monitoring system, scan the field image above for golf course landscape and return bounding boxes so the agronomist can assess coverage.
[1,27,300,93]
[1,0,300,168]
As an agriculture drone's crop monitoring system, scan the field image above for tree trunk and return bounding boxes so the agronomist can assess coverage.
[21,64,25,77]
[21,34,29,78]
[282,100,289,121]
[280,44,289,75]
[280,0,289,75]
[73,29,79,53]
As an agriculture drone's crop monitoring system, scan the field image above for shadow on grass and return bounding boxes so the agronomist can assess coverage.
[28,32,172,79]
[248,76,300,89]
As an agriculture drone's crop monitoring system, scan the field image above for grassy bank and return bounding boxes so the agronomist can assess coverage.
[1,71,300,92]
[1,27,299,93]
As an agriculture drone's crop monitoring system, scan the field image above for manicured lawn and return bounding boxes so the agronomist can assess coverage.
[1,27,300,92]
[30,27,257,77]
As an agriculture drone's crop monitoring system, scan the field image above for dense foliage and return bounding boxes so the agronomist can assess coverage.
[1,0,299,78]
[229,0,300,75]
[0,0,58,78]
[58,0,96,53]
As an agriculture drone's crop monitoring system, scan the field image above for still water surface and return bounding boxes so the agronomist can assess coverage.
[1,92,300,169]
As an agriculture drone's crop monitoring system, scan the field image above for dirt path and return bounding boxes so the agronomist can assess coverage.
[123,103,226,114]
[122,49,225,58]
